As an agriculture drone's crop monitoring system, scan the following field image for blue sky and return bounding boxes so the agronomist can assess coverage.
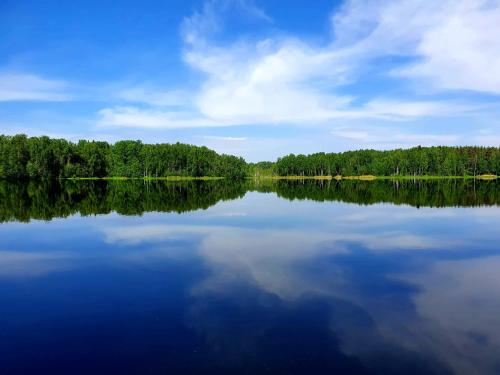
[1,0,499,161]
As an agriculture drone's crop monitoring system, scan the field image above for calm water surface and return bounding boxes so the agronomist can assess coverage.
[0,180,499,375]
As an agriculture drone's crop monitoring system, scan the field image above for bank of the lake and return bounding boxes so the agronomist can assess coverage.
[251,174,498,181]
[66,174,499,181]
[66,176,225,181]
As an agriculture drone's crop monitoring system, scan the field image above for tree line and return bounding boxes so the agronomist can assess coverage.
[274,146,500,176]
[1,134,499,179]
[0,134,246,179]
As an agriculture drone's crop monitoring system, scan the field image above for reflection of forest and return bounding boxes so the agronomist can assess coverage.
[0,180,247,223]
[253,179,500,208]
[1,179,498,223]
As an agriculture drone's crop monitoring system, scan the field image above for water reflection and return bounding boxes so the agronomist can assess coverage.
[0,178,498,223]
[0,179,248,222]
[260,178,500,208]
[0,181,499,374]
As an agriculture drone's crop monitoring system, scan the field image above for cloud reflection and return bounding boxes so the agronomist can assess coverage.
[95,202,499,375]
[0,250,74,278]
[1,193,498,374]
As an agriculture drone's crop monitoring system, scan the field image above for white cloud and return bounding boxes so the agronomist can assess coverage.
[0,72,70,102]
[97,0,500,131]
[183,38,354,125]
[183,0,500,123]
[335,0,500,94]
[97,106,222,129]
[97,97,478,129]
[399,2,500,93]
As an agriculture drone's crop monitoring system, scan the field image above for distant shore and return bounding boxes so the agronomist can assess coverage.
[2,135,499,180]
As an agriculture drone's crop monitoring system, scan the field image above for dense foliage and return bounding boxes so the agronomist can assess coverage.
[247,161,275,177]
[0,134,246,179]
[1,135,499,179]
[275,147,500,176]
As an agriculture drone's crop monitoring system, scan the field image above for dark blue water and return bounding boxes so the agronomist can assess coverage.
[0,180,499,374]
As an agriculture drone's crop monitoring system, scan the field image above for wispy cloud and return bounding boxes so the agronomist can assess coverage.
[97,98,478,129]
[97,106,220,129]
[359,99,480,120]
[330,127,459,147]
[116,86,189,107]
[470,128,500,146]
[181,0,273,45]
[0,72,70,102]
[202,135,247,141]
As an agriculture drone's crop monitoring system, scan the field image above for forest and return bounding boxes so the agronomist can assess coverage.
[0,134,499,179]
[0,134,246,179]
[273,147,500,177]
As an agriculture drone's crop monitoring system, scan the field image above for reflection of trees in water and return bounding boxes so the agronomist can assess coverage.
[0,180,247,223]
[0,179,498,222]
[253,179,500,208]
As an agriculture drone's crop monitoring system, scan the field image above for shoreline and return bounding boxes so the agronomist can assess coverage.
[249,174,497,181]
[66,176,226,181]
[63,175,498,181]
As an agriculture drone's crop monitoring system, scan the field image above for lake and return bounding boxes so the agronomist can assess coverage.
[0,179,499,375]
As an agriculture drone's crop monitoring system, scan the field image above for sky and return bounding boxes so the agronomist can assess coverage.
[1,0,500,161]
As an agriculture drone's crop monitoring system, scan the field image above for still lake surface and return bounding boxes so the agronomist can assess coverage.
[0,179,499,375]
